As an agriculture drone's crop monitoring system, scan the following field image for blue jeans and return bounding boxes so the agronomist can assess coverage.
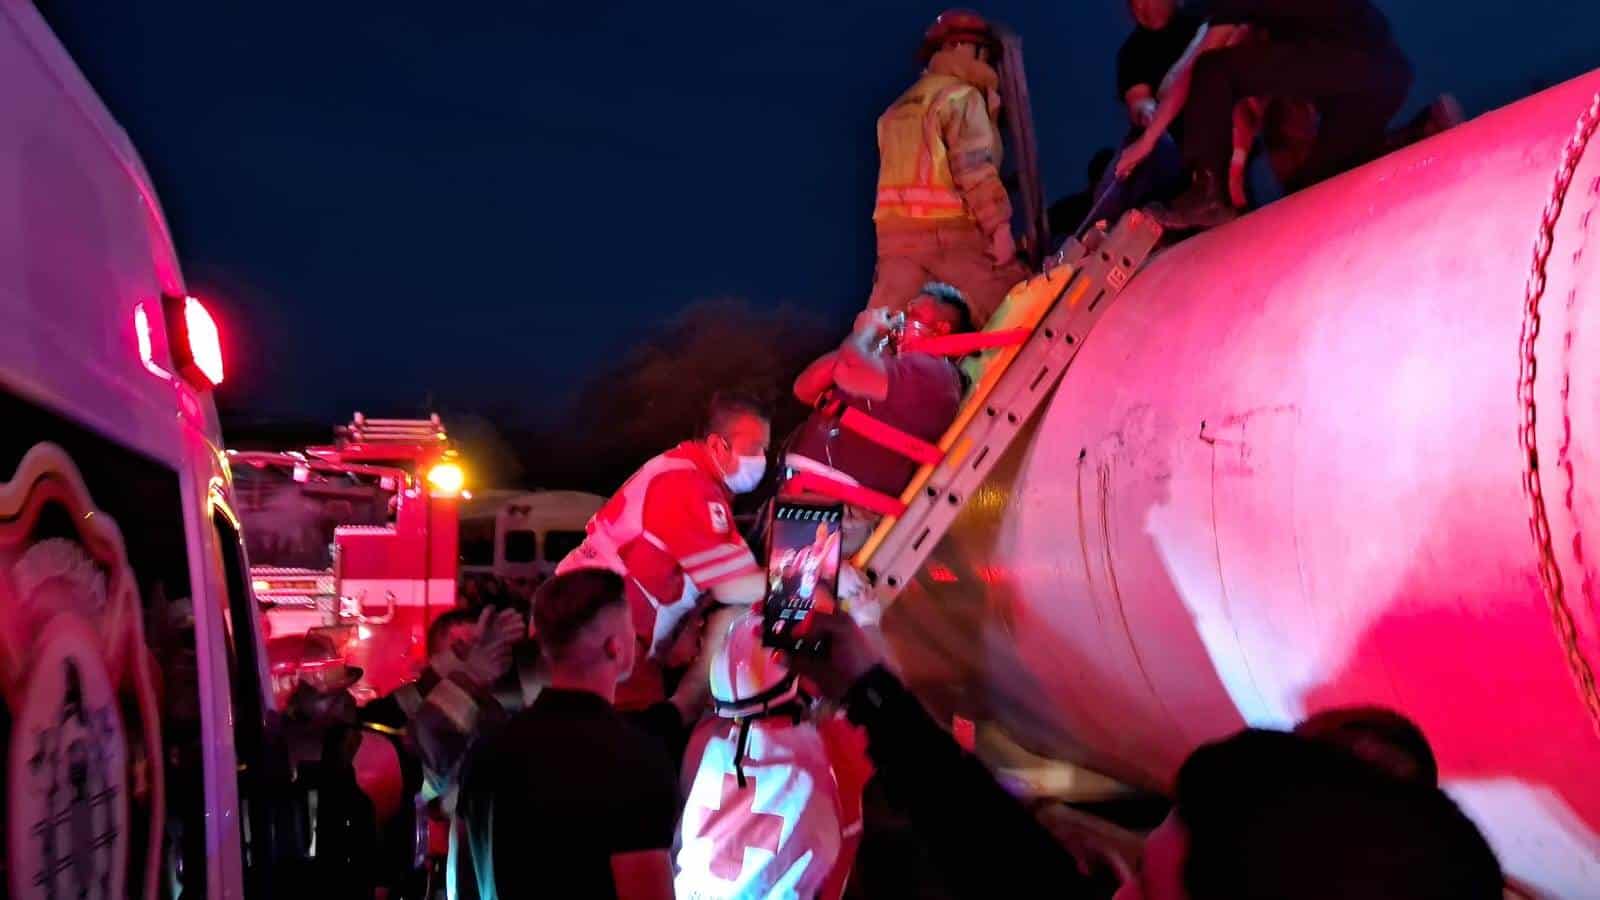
[1087,132,1187,230]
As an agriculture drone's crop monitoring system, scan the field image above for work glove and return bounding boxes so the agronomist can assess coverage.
[987,226,1018,267]
[460,607,524,687]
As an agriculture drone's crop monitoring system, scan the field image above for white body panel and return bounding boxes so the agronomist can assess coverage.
[459,489,603,579]
[0,5,269,897]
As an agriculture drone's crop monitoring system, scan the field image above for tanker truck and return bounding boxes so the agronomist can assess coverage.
[855,69,1600,897]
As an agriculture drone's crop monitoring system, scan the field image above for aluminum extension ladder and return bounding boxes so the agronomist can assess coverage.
[856,210,1163,600]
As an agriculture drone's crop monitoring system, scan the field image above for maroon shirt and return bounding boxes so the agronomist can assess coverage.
[789,352,964,497]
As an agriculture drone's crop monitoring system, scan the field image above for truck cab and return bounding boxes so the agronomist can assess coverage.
[0,5,292,896]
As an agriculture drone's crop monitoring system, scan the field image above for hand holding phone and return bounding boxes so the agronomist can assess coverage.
[762,500,844,653]
[780,599,885,700]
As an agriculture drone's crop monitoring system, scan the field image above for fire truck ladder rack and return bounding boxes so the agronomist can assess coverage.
[341,413,447,445]
[855,210,1163,603]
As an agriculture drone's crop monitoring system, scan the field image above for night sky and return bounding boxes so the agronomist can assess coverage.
[37,1,1600,425]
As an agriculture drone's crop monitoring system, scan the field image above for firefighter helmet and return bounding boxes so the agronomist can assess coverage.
[267,628,362,709]
[709,610,799,718]
[918,9,998,63]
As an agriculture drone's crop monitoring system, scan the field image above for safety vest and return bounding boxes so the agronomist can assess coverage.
[874,72,986,227]
[557,443,757,656]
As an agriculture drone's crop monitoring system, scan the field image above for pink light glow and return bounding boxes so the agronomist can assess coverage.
[133,302,171,379]
[183,296,224,386]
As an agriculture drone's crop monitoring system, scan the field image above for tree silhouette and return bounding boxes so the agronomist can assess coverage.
[544,298,840,491]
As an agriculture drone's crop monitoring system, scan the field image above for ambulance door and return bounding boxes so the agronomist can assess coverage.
[205,503,306,898]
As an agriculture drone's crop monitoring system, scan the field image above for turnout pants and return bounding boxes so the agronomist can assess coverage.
[1184,39,1412,192]
[868,223,1030,327]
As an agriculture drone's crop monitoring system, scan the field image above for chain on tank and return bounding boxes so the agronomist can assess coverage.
[1517,89,1600,737]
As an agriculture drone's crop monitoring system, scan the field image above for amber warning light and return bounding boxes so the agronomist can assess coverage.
[426,461,465,497]
[137,294,225,389]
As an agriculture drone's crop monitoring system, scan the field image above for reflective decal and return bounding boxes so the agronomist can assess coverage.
[0,445,163,900]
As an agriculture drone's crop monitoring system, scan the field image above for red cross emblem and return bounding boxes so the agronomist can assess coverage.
[688,772,785,882]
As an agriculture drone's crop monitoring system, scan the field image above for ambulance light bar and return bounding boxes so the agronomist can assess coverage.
[136,293,225,389]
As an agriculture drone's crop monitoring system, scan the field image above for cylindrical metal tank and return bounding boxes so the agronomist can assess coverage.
[885,70,1600,896]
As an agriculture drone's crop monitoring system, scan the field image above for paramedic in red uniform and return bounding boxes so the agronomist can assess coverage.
[558,391,771,709]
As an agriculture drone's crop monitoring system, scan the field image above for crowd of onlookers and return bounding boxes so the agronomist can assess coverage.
[458,571,542,613]
[352,568,1508,899]
[275,562,1514,899]
[272,274,1516,896]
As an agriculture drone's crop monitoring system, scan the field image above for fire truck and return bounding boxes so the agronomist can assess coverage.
[232,414,464,701]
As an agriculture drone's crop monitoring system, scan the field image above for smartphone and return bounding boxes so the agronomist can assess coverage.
[761,499,844,653]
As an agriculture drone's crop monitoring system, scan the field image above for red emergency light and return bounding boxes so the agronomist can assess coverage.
[137,293,224,389]
[133,303,170,380]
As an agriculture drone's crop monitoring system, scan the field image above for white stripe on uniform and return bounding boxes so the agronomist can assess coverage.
[689,550,760,586]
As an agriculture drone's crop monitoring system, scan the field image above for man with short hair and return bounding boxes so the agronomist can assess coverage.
[789,283,970,502]
[559,391,771,709]
[460,570,680,900]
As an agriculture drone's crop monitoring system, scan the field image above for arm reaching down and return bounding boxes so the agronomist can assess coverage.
[609,734,682,900]
[1115,22,1244,179]
[1124,84,1158,128]
[787,605,1094,899]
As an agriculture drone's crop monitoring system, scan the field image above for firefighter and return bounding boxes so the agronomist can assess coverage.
[273,632,401,898]
[556,391,771,710]
[676,609,865,900]
[867,9,1030,327]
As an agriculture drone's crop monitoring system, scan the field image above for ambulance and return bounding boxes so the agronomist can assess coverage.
[0,4,297,896]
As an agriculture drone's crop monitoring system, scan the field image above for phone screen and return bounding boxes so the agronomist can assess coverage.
[761,500,844,652]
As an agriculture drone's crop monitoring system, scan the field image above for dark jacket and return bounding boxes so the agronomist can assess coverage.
[842,666,1093,898]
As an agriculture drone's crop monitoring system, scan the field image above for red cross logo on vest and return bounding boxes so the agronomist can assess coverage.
[689,773,785,882]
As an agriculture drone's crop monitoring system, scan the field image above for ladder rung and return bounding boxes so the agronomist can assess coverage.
[857,211,1162,600]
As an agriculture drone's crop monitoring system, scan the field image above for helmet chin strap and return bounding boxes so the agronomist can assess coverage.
[729,694,811,789]
[733,717,753,789]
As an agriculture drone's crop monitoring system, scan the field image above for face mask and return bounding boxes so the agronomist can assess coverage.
[724,454,767,494]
